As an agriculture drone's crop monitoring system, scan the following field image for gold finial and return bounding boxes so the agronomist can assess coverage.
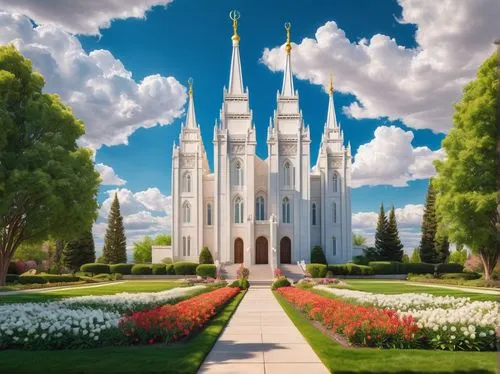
[188,77,193,97]
[229,10,241,42]
[329,74,333,95]
[284,22,291,54]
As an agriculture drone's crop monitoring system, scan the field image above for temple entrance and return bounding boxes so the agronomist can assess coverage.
[234,238,243,264]
[255,236,268,264]
[280,236,291,264]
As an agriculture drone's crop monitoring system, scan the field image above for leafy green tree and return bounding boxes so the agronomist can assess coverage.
[434,226,450,263]
[103,194,127,264]
[13,241,48,263]
[199,246,214,264]
[133,235,153,263]
[374,203,389,259]
[449,247,468,265]
[63,230,96,272]
[154,234,171,246]
[380,207,404,261]
[401,254,410,263]
[410,248,421,263]
[434,54,498,280]
[352,233,367,246]
[0,46,99,285]
[419,180,438,263]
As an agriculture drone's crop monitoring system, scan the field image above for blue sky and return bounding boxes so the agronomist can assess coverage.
[0,0,497,252]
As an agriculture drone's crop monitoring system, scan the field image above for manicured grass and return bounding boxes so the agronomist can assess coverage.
[275,292,496,373]
[344,280,498,301]
[0,290,245,374]
[0,281,187,304]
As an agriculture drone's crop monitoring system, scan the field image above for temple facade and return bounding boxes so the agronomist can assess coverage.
[171,14,352,268]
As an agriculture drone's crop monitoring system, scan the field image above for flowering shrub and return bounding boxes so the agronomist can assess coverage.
[315,286,499,351]
[273,268,283,279]
[119,287,240,345]
[236,264,249,280]
[278,287,419,348]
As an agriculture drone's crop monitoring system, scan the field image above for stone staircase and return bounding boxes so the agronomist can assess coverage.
[222,264,274,286]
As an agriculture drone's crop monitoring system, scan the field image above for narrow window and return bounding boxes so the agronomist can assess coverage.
[333,202,337,224]
[184,173,192,193]
[187,236,191,256]
[182,236,186,256]
[183,201,191,223]
[332,236,337,256]
[256,196,265,221]
[207,203,212,226]
[233,161,243,186]
[312,203,317,226]
[332,173,338,193]
[283,161,292,187]
[234,197,244,223]
[282,197,291,224]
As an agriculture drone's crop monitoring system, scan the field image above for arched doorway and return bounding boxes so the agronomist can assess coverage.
[280,236,291,264]
[234,238,243,264]
[255,236,268,264]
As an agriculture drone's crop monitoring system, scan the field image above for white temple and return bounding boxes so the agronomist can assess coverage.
[171,13,352,268]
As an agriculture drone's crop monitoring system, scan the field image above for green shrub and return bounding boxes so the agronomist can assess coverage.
[239,278,250,290]
[310,246,327,265]
[151,264,167,275]
[166,264,176,275]
[18,275,47,284]
[161,257,173,264]
[327,264,347,275]
[40,275,80,283]
[327,264,375,276]
[306,263,327,278]
[199,247,214,264]
[93,273,112,280]
[368,261,404,274]
[112,273,123,280]
[80,263,110,275]
[436,263,464,274]
[441,272,480,280]
[196,264,216,278]
[174,261,198,275]
[405,263,435,274]
[229,280,240,288]
[272,276,291,290]
[131,264,153,275]
[352,255,369,265]
[6,274,19,283]
[109,263,134,275]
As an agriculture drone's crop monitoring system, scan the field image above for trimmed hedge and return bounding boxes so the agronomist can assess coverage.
[152,264,167,275]
[166,264,176,275]
[174,261,198,275]
[441,272,480,280]
[405,263,435,274]
[239,278,250,290]
[310,246,327,265]
[110,263,134,275]
[6,274,19,283]
[131,264,152,275]
[80,263,110,275]
[327,264,375,276]
[41,275,80,283]
[228,280,240,288]
[196,264,216,278]
[306,263,327,278]
[368,261,405,274]
[436,263,464,274]
[18,275,47,284]
[199,247,214,264]
[272,277,291,290]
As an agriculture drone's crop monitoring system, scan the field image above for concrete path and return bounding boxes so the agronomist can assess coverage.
[0,281,125,296]
[404,281,500,295]
[198,287,328,374]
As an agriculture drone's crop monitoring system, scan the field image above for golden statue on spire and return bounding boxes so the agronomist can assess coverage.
[284,22,291,54]
[188,77,193,97]
[229,10,240,42]
[329,74,334,95]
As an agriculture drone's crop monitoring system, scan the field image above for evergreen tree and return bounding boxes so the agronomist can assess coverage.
[382,207,404,261]
[419,180,438,263]
[63,230,96,272]
[434,226,450,263]
[374,203,389,259]
[102,194,127,263]
[410,248,421,263]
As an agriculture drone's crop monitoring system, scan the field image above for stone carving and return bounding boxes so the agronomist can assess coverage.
[231,144,245,155]
[328,157,343,169]
[180,156,196,168]
[279,143,297,155]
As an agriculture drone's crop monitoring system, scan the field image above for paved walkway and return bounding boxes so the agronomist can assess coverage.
[0,281,125,296]
[404,281,500,295]
[198,287,328,374]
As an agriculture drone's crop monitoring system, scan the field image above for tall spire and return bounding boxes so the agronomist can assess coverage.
[281,22,294,96]
[185,77,197,128]
[228,10,243,95]
[326,74,338,128]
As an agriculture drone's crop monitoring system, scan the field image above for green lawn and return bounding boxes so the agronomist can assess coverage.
[0,280,187,304]
[275,292,496,373]
[0,290,245,374]
[343,280,498,301]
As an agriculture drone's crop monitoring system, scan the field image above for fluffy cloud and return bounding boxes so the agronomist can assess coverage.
[0,12,187,149]
[95,163,126,186]
[0,0,173,35]
[351,126,444,187]
[261,0,499,132]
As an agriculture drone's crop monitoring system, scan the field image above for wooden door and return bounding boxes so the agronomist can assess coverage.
[255,236,268,264]
[234,238,243,264]
[280,236,291,264]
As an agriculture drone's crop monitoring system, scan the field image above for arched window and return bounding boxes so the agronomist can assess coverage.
[255,196,265,221]
[233,160,243,186]
[312,203,317,226]
[184,173,192,192]
[207,203,212,226]
[234,197,244,224]
[332,202,337,224]
[182,236,186,256]
[332,173,338,193]
[183,201,191,223]
[283,161,293,188]
[332,236,337,256]
[282,197,291,223]
[187,236,191,256]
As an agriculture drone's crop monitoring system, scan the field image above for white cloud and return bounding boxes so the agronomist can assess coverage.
[0,0,173,35]
[135,188,172,213]
[0,12,187,149]
[261,0,499,133]
[351,126,444,187]
[95,163,126,186]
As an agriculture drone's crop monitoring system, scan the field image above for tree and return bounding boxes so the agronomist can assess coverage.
[380,207,404,261]
[0,46,100,285]
[63,230,96,272]
[434,54,499,280]
[154,234,171,246]
[449,247,468,265]
[419,180,438,263]
[374,203,389,259]
[133,235,153,263]
[310,246,327,264]
[199,246,214,264]
[102,194,127,264]
[362,246,380,262]
[434,226,450,263]
[13,241,48,263]
[410,248,421,263]
[401,254,410,263]
[352,233,367,246]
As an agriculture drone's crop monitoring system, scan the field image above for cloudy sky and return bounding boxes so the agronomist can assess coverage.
[0,0,498,256]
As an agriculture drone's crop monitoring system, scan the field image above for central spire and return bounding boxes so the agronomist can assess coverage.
[326,74,338,129]
[228,10,244,95]
[281,22,294,96]
[185,77,197,128]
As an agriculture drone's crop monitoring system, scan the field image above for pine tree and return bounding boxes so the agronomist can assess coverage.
[374,203,389,259]
[63,230,96,272]
[382,207,404,261]
[102,194,127,264]
[434,226,450,263]
[419,180,438,263]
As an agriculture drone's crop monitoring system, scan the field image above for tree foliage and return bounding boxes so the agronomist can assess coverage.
[13,241,48,263]
[133,235,153,263]
[410,248,421,263]
[449,247,468,265]
[0,45,100,285]
[374,203,389,258]
[199,246,214,264]
[102,194,127,264]
[419,181,438,263]
[381,207,404,261]
[433,54,498,280]
[352,233,367,246]
[63,230,96,272]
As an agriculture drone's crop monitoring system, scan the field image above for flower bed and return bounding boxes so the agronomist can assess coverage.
[119,287,240,345]
[277,287,418,348]
[315,286,499,351]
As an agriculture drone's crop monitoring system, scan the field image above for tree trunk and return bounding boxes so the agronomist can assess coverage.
[478,247,499,281]
[0,252,11,286]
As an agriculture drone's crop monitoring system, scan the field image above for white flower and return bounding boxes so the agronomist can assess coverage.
[451,335,456,340]
[442,326,448,331]
[470,333,476,340]
[450,326,456,332]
